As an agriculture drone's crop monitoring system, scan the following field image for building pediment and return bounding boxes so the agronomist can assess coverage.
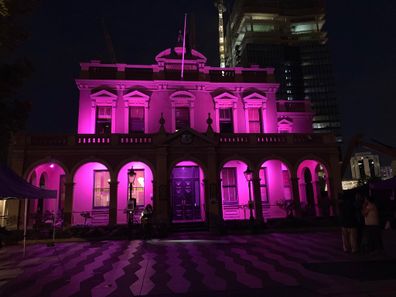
[213,92,238,102]
[90,89,117,106]
[170,90,195,107]
[278,118,293,125]
[170,90,195,100]
[123,90,150,100]
[243,92,267,108]
[164,128,215,146]
[123,90,150,107]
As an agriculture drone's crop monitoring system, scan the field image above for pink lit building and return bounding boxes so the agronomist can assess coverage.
[7,46,341,230]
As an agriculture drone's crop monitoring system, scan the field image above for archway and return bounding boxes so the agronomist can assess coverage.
[297,160,330,216]
[73,162,110,225]
[170,161,205,222]
[259,160,292,219]
[117,161,154,224]
[27,162,66,221]
[220,160,254,221]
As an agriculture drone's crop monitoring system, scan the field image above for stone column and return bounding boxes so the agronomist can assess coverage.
[291,177,301,211]
[154,147,169,226]
[108,181,119,225]
[252,174,264,224]
[206,148,222,233]
[63,180,75,226]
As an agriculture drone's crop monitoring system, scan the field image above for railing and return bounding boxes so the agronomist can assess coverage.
[219,135,249,143]
[18,132,335,148]
[77,136,111,144]
[257,134,288,144]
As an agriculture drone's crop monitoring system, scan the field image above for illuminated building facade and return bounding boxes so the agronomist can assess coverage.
[7,46,340,230]
[223,0,341,139]
[350,152,381,180]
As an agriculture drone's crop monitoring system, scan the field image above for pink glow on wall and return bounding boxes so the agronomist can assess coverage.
[172,160,206,222]
[77,48,313,135]
[221,160,255,221]
[73,162,108,225]
[297,160,330,216]
[116,161,153,224]
[260,160,291,219]
[27,163,65,222]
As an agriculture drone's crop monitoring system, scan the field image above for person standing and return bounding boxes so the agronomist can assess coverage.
[361,195,382,253]
[339,193,359,253]
[141,204,153,240]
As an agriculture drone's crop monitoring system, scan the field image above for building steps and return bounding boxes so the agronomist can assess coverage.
[171,222,209,233]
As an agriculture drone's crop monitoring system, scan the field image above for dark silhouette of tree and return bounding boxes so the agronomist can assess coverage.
[0,0,39,162]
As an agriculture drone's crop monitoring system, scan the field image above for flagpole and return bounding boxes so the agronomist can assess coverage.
[181,13,187,80]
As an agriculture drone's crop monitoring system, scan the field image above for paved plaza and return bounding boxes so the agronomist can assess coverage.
[1,230,396,297]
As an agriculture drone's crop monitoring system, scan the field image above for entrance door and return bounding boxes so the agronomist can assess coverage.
[171,166,201,221]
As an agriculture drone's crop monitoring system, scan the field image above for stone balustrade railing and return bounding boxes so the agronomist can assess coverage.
[13,132,335,147]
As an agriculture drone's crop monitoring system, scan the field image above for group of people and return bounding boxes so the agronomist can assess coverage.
[340,189,383,254]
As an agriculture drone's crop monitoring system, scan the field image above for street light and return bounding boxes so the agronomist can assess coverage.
[244,167,254,224]
[127,168,137,239]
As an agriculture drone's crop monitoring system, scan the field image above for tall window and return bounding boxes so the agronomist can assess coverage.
[282,170,292,200]
[259,167,269,203]
[221,167,238,204]
[59,175,66,210]
[175,107,190,130]
[93,170,110,208]
[219,108,233,133]
[248,108,262,133]
[129,169,145,206]
[129,107,145,133]
[96,106,112,134]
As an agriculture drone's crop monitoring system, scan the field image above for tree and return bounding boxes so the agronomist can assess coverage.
[0,0,39,162]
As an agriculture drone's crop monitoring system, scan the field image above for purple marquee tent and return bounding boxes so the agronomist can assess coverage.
[0,164,57,255]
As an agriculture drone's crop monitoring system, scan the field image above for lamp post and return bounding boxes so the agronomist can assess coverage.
[244,167,254,224]
[127,168,136,239]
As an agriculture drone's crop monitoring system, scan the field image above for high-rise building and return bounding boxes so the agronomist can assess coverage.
[223,0,341,139]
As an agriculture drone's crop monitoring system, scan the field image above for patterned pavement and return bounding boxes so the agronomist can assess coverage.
[1,230,396,297]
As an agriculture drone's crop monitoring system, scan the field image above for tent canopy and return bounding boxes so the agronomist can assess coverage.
[0,164,57,200]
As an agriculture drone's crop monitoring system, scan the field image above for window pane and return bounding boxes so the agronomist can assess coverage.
[221,167,238,204]
[96,106,112,134]
[248,108,262,133]
[129,107,145,133]
[175,107,190,130]
[94,171,110,207]
[260,167,269,203]
[282,169,292,200]
[219,108,233,133]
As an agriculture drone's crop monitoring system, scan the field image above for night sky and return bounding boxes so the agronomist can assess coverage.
[15,0,396,151]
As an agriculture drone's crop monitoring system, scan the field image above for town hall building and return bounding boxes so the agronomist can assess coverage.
[6,46,341,230]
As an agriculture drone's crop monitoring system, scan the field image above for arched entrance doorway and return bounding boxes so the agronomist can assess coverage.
[117,161,154,224]
[220,160,255,221]
[27,162,66,226]
[73,162,110,225]
[259,160,292,219]
[170,161,205,222]
[297,160,331,216]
